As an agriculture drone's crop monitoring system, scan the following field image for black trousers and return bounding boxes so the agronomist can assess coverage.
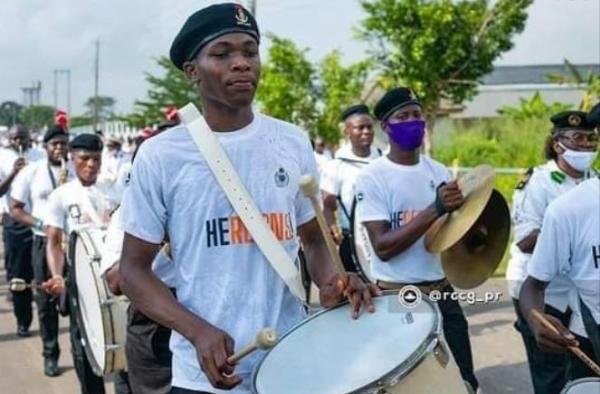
[568,334,600,381]
[126,302,173,394]
[32,235,60,360]
[171,388,213,394]
[512,298,569,394]
[437,285,479,392]
[5,216,33,329]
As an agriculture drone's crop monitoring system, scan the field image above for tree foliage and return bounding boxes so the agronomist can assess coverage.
[357,0,533,116]
[497,92,572,121]
[0,101,23,127]
[85,96,117,121]
[20,105,55,129]
[547,59,600,111]
[125,56,198,127]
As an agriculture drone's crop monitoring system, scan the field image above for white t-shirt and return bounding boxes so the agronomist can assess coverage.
[100,206,176,288]
[355,155,449,283]
[506,160,592,311]
[0,147,46,212]
[10,159,76,236]
[44,178,121,234]
[98,149,130,185]
[119,113,317,393]
[528,177,600,338]
[320,146,381,230]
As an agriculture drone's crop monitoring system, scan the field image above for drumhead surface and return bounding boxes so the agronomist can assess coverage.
[74,230,107,373]
[253,294,439,394]
[562,378,600,394]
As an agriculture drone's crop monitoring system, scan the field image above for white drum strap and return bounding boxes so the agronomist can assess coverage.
[78,183,105,228]
[178,103,306,301]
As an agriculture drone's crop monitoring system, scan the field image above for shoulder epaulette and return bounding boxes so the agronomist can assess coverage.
[550,170,566,184]
[516,167,534,190]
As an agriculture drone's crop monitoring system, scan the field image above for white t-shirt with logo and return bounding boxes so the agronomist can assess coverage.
[320,146,381,230]
[44,178,121,234]
[0,147,46,213]
[528,177,600,338]
[10,159,75,236]
[355,155,449,283]
[100,206,176,288]
[507,160,592,311]
[119,113,317,393]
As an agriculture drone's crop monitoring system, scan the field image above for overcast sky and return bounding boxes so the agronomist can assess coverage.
[1,0,598,115]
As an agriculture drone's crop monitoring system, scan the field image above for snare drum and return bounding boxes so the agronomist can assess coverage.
[252,293,470,394]
[70,229,129,376]
[350,203,374,282]
[561,378,600,393]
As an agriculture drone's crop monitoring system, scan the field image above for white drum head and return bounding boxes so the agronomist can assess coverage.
[561,378,600,394]
[253,294,440,394]
[74,230,107,374]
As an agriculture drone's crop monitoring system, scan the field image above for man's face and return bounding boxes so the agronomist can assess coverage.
[555,129,599,153]
[106,141,121,154]
[314,137,326,154]
[345,114,374,149]
[45,136,68,165]
[71,150,102,184]
[9,127,30,151]
[185,33,260,109]
[384,104,423,128]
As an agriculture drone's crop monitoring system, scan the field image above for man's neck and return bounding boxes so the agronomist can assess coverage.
[202,100,254,132]
[387,145,420,166]
[78,177,96,187]
[351,145,371,158]
[556,157,584,179]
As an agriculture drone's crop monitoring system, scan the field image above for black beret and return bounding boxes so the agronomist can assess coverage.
[43,125,68,143]
[341,104,370,121]
[587,102,600,126]
[374,87,422,121]
[170,3,260,70]
[550,111,596,132]
[69,134,103,152]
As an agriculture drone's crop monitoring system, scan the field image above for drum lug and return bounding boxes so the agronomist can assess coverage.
[101,300,115,307]
[106,344,122,352]
[433,339,450,368]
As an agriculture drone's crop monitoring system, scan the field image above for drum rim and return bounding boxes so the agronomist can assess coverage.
[251,291,443,393]
[72,229,113,377]
[561,377,600,393]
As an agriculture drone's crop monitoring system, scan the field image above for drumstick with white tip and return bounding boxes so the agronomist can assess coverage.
[298,174,348,282]
[9,278,44,292]
[532,310,600,376]
[227,328,278,365]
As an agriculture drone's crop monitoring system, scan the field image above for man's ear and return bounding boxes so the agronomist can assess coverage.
[183,61,200,83]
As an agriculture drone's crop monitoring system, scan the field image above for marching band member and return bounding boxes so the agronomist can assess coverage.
[9,125,74,377]
[0,125,45,337]
[507,110,599,393]
[98,136,130,185]
[118,4,377,393]
[355,87,479,392]
[320,104,381,273]
[42,134,124,394]
[520,174,600,382]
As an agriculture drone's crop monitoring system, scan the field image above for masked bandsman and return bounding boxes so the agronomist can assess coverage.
[506,110,599,393]
[0,125,45,337]
[9,125,74,377]
[42,133,122,394]
[355,87,479,392]
[320,104,381,274]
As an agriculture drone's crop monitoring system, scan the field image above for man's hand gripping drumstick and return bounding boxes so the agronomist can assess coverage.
[226,328,278,365]
[299,174,380,318]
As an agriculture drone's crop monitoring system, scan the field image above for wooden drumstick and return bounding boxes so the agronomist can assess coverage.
[532,310,600,376]
[226,328,278,365]
[9,278,44,292]
[298,174,348,281]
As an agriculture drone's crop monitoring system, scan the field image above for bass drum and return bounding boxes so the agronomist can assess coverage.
[349,201,375,283]
[560,378,600,393]
[252,292,471,394]
[69,229,129,376]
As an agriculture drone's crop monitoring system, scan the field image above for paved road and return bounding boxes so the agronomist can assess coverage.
[0,238,532,394]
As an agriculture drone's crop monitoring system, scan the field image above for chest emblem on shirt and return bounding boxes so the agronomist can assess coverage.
[429,180,436,191]
[274,167,289,187]
[68,204,82,221]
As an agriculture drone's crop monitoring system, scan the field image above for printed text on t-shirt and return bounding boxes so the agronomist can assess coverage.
[390,210,419,229]
[205,212,294,248]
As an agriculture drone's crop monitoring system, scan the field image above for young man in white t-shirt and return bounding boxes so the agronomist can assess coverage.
[118,4,377,394]
[355,87,478,392]
[42,133,124,394]
[9,125,74,377]
[0,124,45,337]
[520,176,600,382]
[321,104,381,276]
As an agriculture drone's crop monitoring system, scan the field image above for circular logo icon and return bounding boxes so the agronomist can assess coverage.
[398,285,422,309]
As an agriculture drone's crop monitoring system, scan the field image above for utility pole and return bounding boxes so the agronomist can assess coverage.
[53,69,71,114]
[93,38,100,130]
[53,70,58,108]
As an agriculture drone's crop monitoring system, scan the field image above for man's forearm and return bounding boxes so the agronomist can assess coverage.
[0,173,16,197]
[519,276,547,325]
[10,205,35,227]
[46,238,65,277]
[304,236,337,287]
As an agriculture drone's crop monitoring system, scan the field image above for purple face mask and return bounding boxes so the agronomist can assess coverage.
[386,120,426,150]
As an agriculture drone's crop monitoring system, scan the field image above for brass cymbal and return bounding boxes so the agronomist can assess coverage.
[441,190,511,289]
[425,165,495,253]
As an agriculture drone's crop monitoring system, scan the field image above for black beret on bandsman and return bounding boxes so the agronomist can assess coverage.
[69,134,103,152]
[43,125,68,143]
[341,104,370,121]
[374,87,422,121]
[170,3,260,70]
[550,111,596,132]
[587,102,600,126]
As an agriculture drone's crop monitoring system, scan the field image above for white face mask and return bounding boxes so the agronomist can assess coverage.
[558,142,598,172]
